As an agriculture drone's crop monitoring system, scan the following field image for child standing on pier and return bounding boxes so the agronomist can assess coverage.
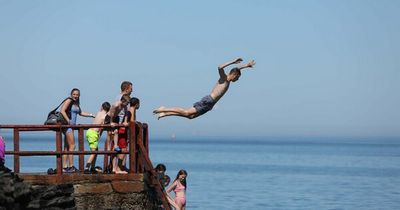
[115,97,140,174]
[84,102,111,174]
[108,94,130,173]
[108,94,131,152]
[111,81,133,152]
[60,88,95,173]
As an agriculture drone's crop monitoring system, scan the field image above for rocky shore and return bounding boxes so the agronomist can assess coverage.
[0,167,76,210]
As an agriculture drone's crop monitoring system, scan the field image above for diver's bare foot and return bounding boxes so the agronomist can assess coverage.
[153,106,165,114]
[157,113,166,120]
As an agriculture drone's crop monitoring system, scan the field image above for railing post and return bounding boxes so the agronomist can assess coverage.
[135,132,172,210]
[13,128,20,173]
[104,133,110,171]
[78,128,84,171]
[56,128,63,175]
[143,124,149,155]
[137,124,144,173]
[129,122,136,173]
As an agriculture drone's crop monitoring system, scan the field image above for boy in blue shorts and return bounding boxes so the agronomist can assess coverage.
[85,102,111,174]
[154,58,256,119]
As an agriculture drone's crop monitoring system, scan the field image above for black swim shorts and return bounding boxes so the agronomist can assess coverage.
[193,95,216,116]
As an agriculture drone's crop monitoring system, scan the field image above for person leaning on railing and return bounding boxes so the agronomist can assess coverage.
[114,97,140,174]
[60,88,95,173]
[84,101,111,174]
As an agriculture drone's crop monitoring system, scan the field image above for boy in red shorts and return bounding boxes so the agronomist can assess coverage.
[115,97,140,174]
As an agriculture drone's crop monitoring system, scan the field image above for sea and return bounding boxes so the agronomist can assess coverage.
[2,134,400,210]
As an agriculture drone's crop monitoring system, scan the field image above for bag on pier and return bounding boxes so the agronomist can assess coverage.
[44,98,70,125]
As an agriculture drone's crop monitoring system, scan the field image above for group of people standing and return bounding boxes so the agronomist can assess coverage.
[57,81,188,209]
[57,81,139,174]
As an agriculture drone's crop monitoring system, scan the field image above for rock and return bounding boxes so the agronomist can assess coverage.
[0,167,76,210]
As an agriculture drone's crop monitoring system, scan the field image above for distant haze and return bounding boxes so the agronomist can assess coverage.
[1,1,399,139]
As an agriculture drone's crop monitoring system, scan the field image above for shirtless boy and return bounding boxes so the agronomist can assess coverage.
[114,97,140,174]
[108,94,131,150]
[153,58,256,119]
[84,102,111,173]
[108,94,130,173]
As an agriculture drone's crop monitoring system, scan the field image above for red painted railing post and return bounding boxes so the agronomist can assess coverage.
[129,122,136,173]
[137,124,144,173]
[56,128,63,175]
[143,124,149,155]
[78,128,84,171]
[13,128,20,173]
[104,134,110,171]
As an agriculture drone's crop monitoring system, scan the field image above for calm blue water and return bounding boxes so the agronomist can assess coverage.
[3,134,400,210]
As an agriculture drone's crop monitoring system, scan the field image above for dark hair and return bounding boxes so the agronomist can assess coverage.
[130,97,140,107]
[102,102,111,112]
[155,163,166,172]
[70,88,80,95]
[229,67,241,76]
[120,94,130,103]
[70,88,80,105]
[121,81,132,92]
[164,175,171,186]
[174,169,188,188]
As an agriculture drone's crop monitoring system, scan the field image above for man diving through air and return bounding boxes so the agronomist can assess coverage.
[153,58,256,119]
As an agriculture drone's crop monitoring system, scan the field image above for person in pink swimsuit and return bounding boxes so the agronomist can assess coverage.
[166,169,188,210]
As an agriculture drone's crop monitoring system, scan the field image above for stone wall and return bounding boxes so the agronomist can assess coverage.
[73,177,159,210]
[0,167,161,210]
[0,169,76,210]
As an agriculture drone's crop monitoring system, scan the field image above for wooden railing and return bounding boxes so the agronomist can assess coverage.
[0,122,171,210]
[135,125,171,210]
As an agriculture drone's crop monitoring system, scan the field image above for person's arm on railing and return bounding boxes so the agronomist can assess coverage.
[166,194,178,210]
[165,180,179,209]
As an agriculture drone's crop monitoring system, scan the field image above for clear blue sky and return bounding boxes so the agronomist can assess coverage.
[1,1,399,139]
